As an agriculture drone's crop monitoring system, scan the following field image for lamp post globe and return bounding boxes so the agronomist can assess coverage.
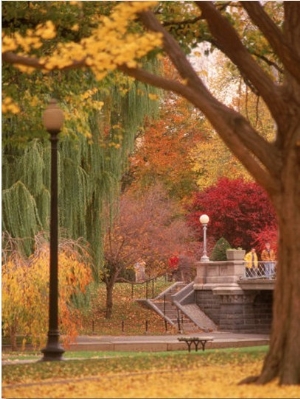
[42,99,64,132]
[199,214,210,262]
[199,214,209,225]
[41,99,65,361]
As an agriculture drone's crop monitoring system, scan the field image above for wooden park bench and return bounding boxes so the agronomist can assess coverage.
[178,336,214,352]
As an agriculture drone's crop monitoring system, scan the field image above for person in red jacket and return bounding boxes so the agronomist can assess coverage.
[168,254,179,281]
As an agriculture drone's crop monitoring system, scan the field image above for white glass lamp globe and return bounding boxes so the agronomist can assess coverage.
[199,214,210,225]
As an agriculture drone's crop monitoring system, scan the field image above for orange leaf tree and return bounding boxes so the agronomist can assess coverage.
[127,59,204,201]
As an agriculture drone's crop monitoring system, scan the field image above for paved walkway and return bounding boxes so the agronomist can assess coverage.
[69,332,270,352]
[2,332,270,364]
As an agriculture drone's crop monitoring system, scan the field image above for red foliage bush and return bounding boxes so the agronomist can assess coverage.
[185,177,277,250]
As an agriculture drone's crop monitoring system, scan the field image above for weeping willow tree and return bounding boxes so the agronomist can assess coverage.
[2,0,161,294]
[2,67,160,281]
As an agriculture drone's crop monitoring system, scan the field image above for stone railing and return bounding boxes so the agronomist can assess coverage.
[194,260,245,286]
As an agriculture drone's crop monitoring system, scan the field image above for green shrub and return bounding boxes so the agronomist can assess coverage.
[210,237,231,261]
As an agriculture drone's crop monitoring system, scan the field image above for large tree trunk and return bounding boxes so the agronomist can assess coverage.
[258,129,300,385]
[259,222,300,384]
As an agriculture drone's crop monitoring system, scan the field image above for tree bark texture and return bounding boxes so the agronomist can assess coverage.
[258,134,300,384]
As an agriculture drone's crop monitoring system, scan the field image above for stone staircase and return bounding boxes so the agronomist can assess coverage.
[136,281,217,334]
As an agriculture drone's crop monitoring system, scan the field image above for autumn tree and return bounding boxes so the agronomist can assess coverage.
[3,1,300,385]
[252,228,278,255]
[190,120,250,189]
[2,234,92,350]
[185,177,277,251]
[126,58,203,201]
[103,183,197,318]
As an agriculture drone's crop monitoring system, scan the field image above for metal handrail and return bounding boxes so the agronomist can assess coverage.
[242,260,277,279]
[116,272,169,299]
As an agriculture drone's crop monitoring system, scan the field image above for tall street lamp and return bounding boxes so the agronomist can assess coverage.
[41,99,65,361]
[199,214,210,262]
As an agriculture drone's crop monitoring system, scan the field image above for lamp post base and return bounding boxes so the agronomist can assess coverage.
[41,332,65,361]
[200,255,210,262]
[41,346,65,362]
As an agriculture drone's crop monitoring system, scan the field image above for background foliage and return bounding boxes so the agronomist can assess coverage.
[185,177,277,251]
[2,235,92,350]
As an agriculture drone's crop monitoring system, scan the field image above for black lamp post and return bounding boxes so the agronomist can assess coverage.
[41,99,65,361]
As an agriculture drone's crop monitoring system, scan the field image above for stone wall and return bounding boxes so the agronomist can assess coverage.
[217,291,259,333]
[253,291,273,333]
[194,289,221,325]
[193,261,273,333]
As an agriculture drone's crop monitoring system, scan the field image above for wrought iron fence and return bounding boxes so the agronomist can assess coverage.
[130,273,169,299]
[243,260,277,279]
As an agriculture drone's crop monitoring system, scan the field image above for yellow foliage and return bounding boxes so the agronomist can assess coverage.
[190,132,251,189]
[80,88,98,100]
[70,24,79,32]
[148,93,159,101]
[14,63,37,74]
[2,96,21,114]
[69,1,82,6]
[3,360,300,398]
[2,2,162,81]
[2,21,56,54]
[2,242,92,350]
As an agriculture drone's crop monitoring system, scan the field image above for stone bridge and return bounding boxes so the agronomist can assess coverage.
[194,260,274,334]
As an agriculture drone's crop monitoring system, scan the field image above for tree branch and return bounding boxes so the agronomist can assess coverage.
[138,10,210,96]
[250,52,284,75]
[2,51,86,71]
[195,2,286,123]
[241,2,300,84]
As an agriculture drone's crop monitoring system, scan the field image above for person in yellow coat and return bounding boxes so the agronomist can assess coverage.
[261,242,276,279]
[244,248,258,277]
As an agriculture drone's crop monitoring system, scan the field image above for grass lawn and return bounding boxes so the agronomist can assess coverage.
[3,280,300,397]
[2,347,300,398]
[2,345,269,362]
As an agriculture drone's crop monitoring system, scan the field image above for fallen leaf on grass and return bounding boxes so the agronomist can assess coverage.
[3,361,300,399]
